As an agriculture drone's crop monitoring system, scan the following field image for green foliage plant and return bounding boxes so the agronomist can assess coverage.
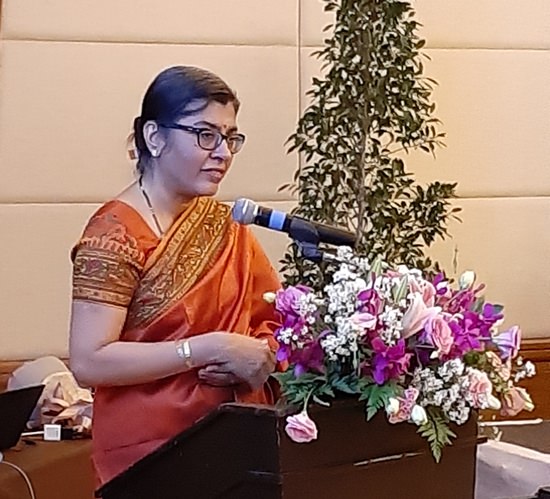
[281,0,460,287]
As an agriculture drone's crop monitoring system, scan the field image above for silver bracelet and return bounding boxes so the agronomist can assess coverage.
[175,339,193,369]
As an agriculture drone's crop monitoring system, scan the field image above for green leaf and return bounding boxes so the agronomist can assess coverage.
[329,373,360,395]
[392,276,409,302]
[362,382,399,421]
[370,255,384,277]
[417,407,457,462]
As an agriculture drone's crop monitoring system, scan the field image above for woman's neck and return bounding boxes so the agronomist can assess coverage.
[139,173,193,234]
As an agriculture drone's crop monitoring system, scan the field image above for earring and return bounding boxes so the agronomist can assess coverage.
[151,150,159,158]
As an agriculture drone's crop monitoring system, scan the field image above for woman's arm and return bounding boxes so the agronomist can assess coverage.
[69,300,274,388]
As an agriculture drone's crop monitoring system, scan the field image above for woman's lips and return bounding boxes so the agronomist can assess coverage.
[202,169,225,183]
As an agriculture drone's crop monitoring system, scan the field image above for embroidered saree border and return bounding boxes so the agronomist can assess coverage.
[126,197,231,330]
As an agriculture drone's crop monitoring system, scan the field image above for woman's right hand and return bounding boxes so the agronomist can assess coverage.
[200,332,275,390]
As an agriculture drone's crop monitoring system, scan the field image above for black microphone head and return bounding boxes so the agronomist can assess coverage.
[231,198,257,225]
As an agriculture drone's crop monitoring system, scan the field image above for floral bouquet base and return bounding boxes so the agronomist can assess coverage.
[277,397,479,499]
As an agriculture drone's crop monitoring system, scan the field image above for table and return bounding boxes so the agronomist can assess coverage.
[0,439,94,499]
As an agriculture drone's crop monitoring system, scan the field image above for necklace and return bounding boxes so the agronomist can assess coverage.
[138,176,164,236]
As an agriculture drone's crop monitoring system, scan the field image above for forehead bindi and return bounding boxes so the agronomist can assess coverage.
[189,102,237,133]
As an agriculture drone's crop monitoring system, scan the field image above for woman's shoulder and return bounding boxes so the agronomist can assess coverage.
[75,200,158,264]
[85,199,144,227]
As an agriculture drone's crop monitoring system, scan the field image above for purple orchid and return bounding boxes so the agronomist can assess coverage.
[358,288,384,317]
[493,325,521,360]
[370,337,412,385]
[478,303,504,338]
[447,312,484,358]
[282,314,307,331]
[291,340,325,377]
[432,273,449,295]
[275,342,291,363]
[274,317,310,360]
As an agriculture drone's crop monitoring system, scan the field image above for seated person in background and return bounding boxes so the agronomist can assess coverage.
[69,65,281,487]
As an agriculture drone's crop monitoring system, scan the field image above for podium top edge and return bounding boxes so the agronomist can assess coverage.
[218,402,280,416]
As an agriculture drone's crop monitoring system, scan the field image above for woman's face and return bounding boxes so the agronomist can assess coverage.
[155,100,238,202]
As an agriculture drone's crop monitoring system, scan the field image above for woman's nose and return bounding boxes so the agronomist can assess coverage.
[211,137,232,160]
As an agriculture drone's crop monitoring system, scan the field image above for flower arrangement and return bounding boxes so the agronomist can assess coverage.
[267,247,536,461]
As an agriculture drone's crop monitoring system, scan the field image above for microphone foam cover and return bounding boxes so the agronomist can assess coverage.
[231,198,256,225]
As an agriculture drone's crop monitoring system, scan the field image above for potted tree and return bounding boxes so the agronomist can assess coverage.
[281,0,459,287]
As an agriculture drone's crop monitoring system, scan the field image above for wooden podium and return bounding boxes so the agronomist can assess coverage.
[96,400,478,499]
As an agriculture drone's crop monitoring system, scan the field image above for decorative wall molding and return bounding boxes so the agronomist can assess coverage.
[517,338,550,420]
[2,340,548,419]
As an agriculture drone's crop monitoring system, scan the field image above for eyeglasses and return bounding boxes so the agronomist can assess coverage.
[159,123,246,154]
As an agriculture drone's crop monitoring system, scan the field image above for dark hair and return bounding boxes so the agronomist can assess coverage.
[133,66,240,174]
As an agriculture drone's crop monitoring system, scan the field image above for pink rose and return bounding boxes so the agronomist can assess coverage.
[402,293,440,338]
[467,369,492,408]
[285,410,318,443]
[500,387,534,417]
[409,277,436,307]
[424,316,454,357]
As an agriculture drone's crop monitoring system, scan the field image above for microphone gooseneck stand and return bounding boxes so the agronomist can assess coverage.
[289,219,340,264]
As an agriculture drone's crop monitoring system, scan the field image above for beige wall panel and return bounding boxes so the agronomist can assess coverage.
[415,0,550,50]
[299,47,550,197]
[410,49,550,197]
[427,197,550,339]
[0,41,298,204]
[1,0,298,46]
[0,203,100,359]
[301,0,550,49]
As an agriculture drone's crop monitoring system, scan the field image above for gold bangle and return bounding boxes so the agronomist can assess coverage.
[175,339,193,369]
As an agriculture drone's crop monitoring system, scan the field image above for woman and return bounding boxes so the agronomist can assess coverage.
[69,66,281,486]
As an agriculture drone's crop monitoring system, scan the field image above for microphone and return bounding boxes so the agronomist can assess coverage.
[231,198,356,247]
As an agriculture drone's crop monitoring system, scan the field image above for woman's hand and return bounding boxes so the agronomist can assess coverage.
[197,365,242,387]
[204,333,275,390]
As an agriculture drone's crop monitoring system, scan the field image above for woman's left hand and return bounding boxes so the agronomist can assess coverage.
[197,365,242,387]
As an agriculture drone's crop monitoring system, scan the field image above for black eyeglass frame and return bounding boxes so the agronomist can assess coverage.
[158,123,246,154]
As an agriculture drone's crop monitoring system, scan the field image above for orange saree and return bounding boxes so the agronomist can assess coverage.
[72,197,282,486]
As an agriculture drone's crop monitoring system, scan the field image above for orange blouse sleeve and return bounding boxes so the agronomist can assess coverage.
[71,208,152,308]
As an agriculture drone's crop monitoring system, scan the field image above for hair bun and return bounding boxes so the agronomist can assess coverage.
[133,116,146,152]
